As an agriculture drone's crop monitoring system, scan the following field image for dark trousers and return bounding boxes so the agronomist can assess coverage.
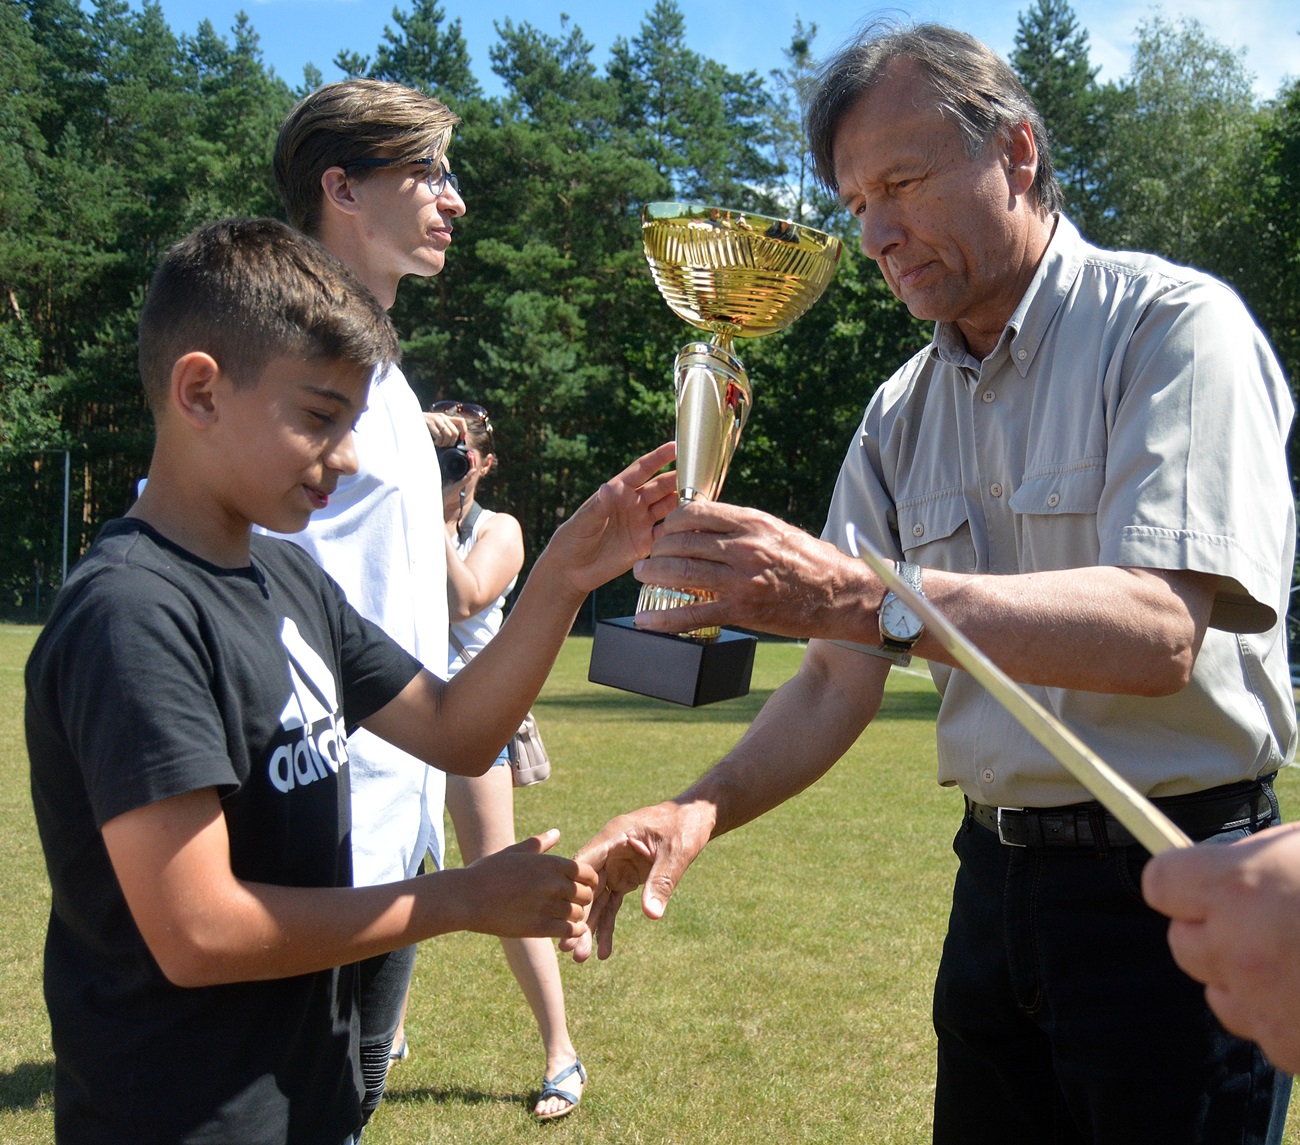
[932,808,1291,1145]
[356,943,418,1125]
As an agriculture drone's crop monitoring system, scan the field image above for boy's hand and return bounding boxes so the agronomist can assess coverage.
[452,829,599,941]
[543,442,678,594]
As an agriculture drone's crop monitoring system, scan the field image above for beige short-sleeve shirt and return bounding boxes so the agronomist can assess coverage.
[823,216,1296,807]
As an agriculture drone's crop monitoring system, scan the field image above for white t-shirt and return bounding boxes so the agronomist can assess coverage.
[266,361,448,881]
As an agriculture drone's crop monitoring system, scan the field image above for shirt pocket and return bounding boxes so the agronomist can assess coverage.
[897,489,977,572]
[1007,462,1105,569]
[1009,463,1105,515]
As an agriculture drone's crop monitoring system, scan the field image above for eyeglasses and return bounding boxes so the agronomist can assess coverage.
[340,155,461,198]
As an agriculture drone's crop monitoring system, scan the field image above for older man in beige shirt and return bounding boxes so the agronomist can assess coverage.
[569,24,1294,1145]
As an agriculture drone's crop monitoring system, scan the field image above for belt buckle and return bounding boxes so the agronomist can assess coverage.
[996,806,1027,847]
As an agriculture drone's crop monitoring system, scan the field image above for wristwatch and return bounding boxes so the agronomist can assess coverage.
[878,560,925,654]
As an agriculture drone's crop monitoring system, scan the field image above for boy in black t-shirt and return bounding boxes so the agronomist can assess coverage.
[25,218,676,1145]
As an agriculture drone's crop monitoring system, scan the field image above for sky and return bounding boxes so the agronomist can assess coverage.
[137,0,1298,102]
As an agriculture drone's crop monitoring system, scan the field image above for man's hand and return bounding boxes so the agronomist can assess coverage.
[541,442,678,595]
[561,799,716,962]
[632,500,875,641]
[451,830,599,942]
[1143,821,1300,1072]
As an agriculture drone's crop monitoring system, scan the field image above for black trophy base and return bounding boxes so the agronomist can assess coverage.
[588,616,756,707]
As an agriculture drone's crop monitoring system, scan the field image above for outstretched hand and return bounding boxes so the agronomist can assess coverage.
[544,442,678,595]
[454,829,598,942]
[1143,820,1300,1072]
[561,800,713,962]
[631,500,869,639]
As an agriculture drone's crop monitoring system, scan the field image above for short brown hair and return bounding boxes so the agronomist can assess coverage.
[137,218,400,412]
[807,22,1063,214]
[275,79,460,235]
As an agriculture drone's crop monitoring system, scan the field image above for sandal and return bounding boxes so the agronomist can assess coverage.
[534,1057,586,1121]
[389,1037,409,1063]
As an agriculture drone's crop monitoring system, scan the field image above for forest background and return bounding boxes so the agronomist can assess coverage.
[2,0,1298,621]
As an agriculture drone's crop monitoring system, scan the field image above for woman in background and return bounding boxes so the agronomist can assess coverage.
[420,399,586,1121]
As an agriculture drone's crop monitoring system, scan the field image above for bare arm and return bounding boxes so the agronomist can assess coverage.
[566,640,891,961]
[916,563,1215,695]
[101,787,595,987]
[683,639,891,837]
[444,510,524,622]
[634,500,1218,696]
[364,442,678,774]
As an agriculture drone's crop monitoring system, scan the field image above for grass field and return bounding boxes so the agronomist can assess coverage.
[2,624,1297,1143]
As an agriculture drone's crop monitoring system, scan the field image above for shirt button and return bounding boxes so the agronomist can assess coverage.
[1016,348,1027,361]
[1047,492,1060,507]
[981,389,996,403]
[990,483,1003,498]
[981,768,996,784]
[912,523,924,537]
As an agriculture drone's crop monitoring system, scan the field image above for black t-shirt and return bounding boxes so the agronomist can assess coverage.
[25,519,423,1144]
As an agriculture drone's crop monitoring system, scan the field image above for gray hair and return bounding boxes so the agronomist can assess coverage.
[807,22,1063,214]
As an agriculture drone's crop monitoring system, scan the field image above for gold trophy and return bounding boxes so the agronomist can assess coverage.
[589,202,843,706]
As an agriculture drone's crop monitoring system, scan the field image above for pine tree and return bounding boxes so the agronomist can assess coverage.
[607,0,780,209]
[368,0,481,102]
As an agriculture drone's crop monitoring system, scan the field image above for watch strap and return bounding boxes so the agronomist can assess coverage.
[895,560,923,597]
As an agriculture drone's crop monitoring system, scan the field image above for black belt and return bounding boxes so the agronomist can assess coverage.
[965,778,1277,849]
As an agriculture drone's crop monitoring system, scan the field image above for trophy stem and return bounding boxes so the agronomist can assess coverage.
[708,330,736,355]
[674,341,749,503]
[633,337,750,643]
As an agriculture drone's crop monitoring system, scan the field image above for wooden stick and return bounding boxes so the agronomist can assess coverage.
[846,526,1190,853]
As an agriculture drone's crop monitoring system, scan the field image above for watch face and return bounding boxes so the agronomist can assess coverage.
[881,594,924,641]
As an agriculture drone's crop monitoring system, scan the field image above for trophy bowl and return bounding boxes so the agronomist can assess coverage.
[642,202,844,348]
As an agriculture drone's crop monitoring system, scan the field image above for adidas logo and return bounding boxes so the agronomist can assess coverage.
[266,617,351,793]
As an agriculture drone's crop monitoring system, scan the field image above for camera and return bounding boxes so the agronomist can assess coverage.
[437,440,472,485]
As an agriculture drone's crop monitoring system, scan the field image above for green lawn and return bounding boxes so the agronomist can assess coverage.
[2,625,1297,1143]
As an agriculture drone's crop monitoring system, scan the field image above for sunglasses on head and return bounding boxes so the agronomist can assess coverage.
[429,400,490,425]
